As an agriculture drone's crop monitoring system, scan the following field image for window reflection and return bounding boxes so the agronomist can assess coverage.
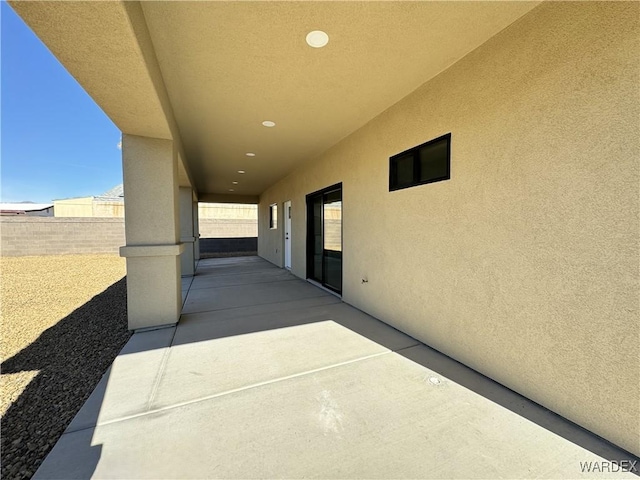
[323,198,341,252]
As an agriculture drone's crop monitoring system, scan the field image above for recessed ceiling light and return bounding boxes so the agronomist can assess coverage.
[232,181,238,185]
[306,30,329,48]
[246,152,256,157]
[262,121,276,127]
[229,189,234,192]
[238,170,245,174]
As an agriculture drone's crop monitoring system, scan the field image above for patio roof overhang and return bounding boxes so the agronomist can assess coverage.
[10,0,540,203]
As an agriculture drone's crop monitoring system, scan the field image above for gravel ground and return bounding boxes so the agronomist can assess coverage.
[1,254,131,480]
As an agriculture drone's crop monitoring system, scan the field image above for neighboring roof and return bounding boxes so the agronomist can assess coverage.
[52,196,94,202]
[98,184,124,200]
[53,185,125,203]
[98,183,124,198]
[0,203,54,212]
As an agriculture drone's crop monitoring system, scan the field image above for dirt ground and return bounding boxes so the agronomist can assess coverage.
[1,254,131,479]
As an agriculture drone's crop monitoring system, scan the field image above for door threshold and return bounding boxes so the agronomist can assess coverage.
[306,279,342,299]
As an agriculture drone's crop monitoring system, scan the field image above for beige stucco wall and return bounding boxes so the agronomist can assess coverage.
[53,197,94,217]
[259,2,639,455]
[54,198,125,217]
[93,201,125,217]
[120,135,182,330]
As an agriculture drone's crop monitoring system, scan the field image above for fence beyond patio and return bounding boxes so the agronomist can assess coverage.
[0,217,257,257]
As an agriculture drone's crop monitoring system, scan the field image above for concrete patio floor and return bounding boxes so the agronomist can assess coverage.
[35,256,637,479]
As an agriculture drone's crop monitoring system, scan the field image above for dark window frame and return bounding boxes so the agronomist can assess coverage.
[306,182,343,295]
[389,133,451,192]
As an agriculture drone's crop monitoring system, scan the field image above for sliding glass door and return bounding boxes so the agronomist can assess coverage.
[306,184,342,294]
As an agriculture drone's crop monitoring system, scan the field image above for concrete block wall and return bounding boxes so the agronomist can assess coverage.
[198,219,257,238]
[0,217,258,257]
[0,217,125,256]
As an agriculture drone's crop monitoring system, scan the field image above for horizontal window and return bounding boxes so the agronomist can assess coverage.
[389,133,451,191]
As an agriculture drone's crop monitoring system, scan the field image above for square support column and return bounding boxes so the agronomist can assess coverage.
[193,201,200,261]
[179,187,195,276]
[119,135,183,331]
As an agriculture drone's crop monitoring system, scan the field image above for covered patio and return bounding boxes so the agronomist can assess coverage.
[9,0,639,468]
[34,257,635,478]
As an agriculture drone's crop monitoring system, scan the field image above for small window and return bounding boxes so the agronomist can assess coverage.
[390,133,451,191]
[269,203,278,229]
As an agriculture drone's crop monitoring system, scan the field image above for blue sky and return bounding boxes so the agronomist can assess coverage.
[1,2,123,203]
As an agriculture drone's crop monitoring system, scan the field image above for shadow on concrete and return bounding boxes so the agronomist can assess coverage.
[173,279,640,474]
[397,344,640,475]
[16,257,639,477]
[0,278,131,480]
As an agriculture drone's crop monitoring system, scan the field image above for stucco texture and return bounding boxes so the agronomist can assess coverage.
[121,135,182,329]
[259,2,639,455]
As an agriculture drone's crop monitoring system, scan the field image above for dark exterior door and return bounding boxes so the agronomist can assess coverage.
[306,184,342,294]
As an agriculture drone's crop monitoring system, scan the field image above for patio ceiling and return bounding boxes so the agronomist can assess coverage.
[10,1,540,200]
